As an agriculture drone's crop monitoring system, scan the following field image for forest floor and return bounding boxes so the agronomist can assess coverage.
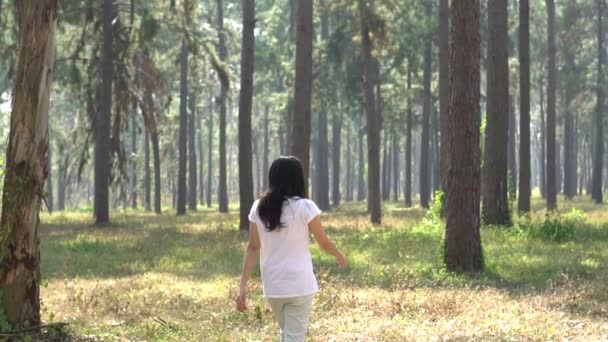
[39,197,608,341]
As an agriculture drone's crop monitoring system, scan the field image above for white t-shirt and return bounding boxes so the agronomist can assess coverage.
[248,197,321,298]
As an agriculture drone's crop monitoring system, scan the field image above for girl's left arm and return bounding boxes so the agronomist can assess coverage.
[236,223,260,312]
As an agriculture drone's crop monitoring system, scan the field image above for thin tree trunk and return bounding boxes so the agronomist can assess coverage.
[0,0,57,327]
[238,0,255,229]
[346,118,353,202]
[357,115,366,202]
[359,0,381,223]
[405,65,413,208]
[95,0,113,224]
[207,97,213,208]
[188,92,197,211]
[439,0,450,192]
[144,129,151,211]
[382,132,390,201]
[563,51,577,199]
[217,0,229,213]
[151,132,161,214]
[420,3,432,209]
[392,130,399,201]
[177,38,188,215]
[518,0,531,212]
[291,0,314,188]
[593,0,605,203]
[332,111,342,206]
[508,96,517,199]
[317,108,330,209]
[198,98,205,205]
[57,143,67,211]
[46,139,53,211]
[263,103,270,190]
[130,101,138,209]
[539,77,546,198]
[444,0,483,273]
[546,0,557,210]
[432,103,440,193]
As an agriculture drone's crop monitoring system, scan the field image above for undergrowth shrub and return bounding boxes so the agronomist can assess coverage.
[519,208,585,242]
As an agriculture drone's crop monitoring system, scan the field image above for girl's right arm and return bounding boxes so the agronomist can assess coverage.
[309,216,347,268]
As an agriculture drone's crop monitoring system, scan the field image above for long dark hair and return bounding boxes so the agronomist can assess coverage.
[258,156,307,231]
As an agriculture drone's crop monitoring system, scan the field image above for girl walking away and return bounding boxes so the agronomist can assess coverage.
[236,156,347,341]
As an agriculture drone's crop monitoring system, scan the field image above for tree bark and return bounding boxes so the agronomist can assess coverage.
[144,129,151,211]
[177,38,188,215]
[332,111,342,206]
[346,118,353,202]
[405,65,413,208]
[95,0,113,224]
[198,98,205,205]
[518,0,531,212]
[482,0,510,225]
[508,96,517,199]
[207,97,213,208]
[290,0,314,188]
[188,92,197,211]
[420,6,432,209]
[546,0,557,210]
[316,108,330,209]
[359,0,381,223]
[392,130,399,202]
[593,0,605,203]
[46,138,53,211]
[444,0,483,272]
[539,76,546,198]
[0,0,57,328]
[439,0,450,193]
[263,103,270,190]
[238,0,255,230]
[217,0,229,213]
[357,115,366,202]
[130,101,138,209]
[151,130,161,214]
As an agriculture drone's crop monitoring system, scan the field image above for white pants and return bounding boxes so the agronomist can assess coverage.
[267,294,314,342]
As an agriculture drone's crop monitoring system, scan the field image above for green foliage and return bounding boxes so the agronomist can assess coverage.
[429,190,444,222]
[517,208,586,242]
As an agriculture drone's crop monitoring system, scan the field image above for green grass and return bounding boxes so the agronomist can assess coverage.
[39,198,608,341]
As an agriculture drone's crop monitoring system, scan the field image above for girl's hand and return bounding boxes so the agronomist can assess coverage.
[335,252,348,269]
[236,285,248,312]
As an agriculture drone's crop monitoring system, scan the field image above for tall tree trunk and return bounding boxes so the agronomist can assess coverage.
[432,103,440,193]
[518,0,531,212]
[563,50,577,200]
[346,119,353,202]
[593,0,605,203]
[382,132,390,201]
[557,142,562,194]
[291,0,314,188]
[359,0,381,223]
[207,98,213,208]
[95,0,113,224]
[508,96,517,199]
[332,111,342,206]
[151,132,161,214]
[130,102,138,209]
[198,99,205,205]
[546,0,557,210]
[57,143,67,211]
[539,76,546,198]
[188,92,197,211]
[238,0,255,230]
[0,0,57,328]
[357,115,366,202]
[420,7,432,209]
[316,108,330,209]
[144,129,151,211]
[46,139,53,211]
[439,0,450,193]
[444,0,483,272]
[392,130,399,202]
[177,38,188,215]
[405,65,413,208]
[482,0,510,225]
[217,0,229,213]
[263,103,270,190]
